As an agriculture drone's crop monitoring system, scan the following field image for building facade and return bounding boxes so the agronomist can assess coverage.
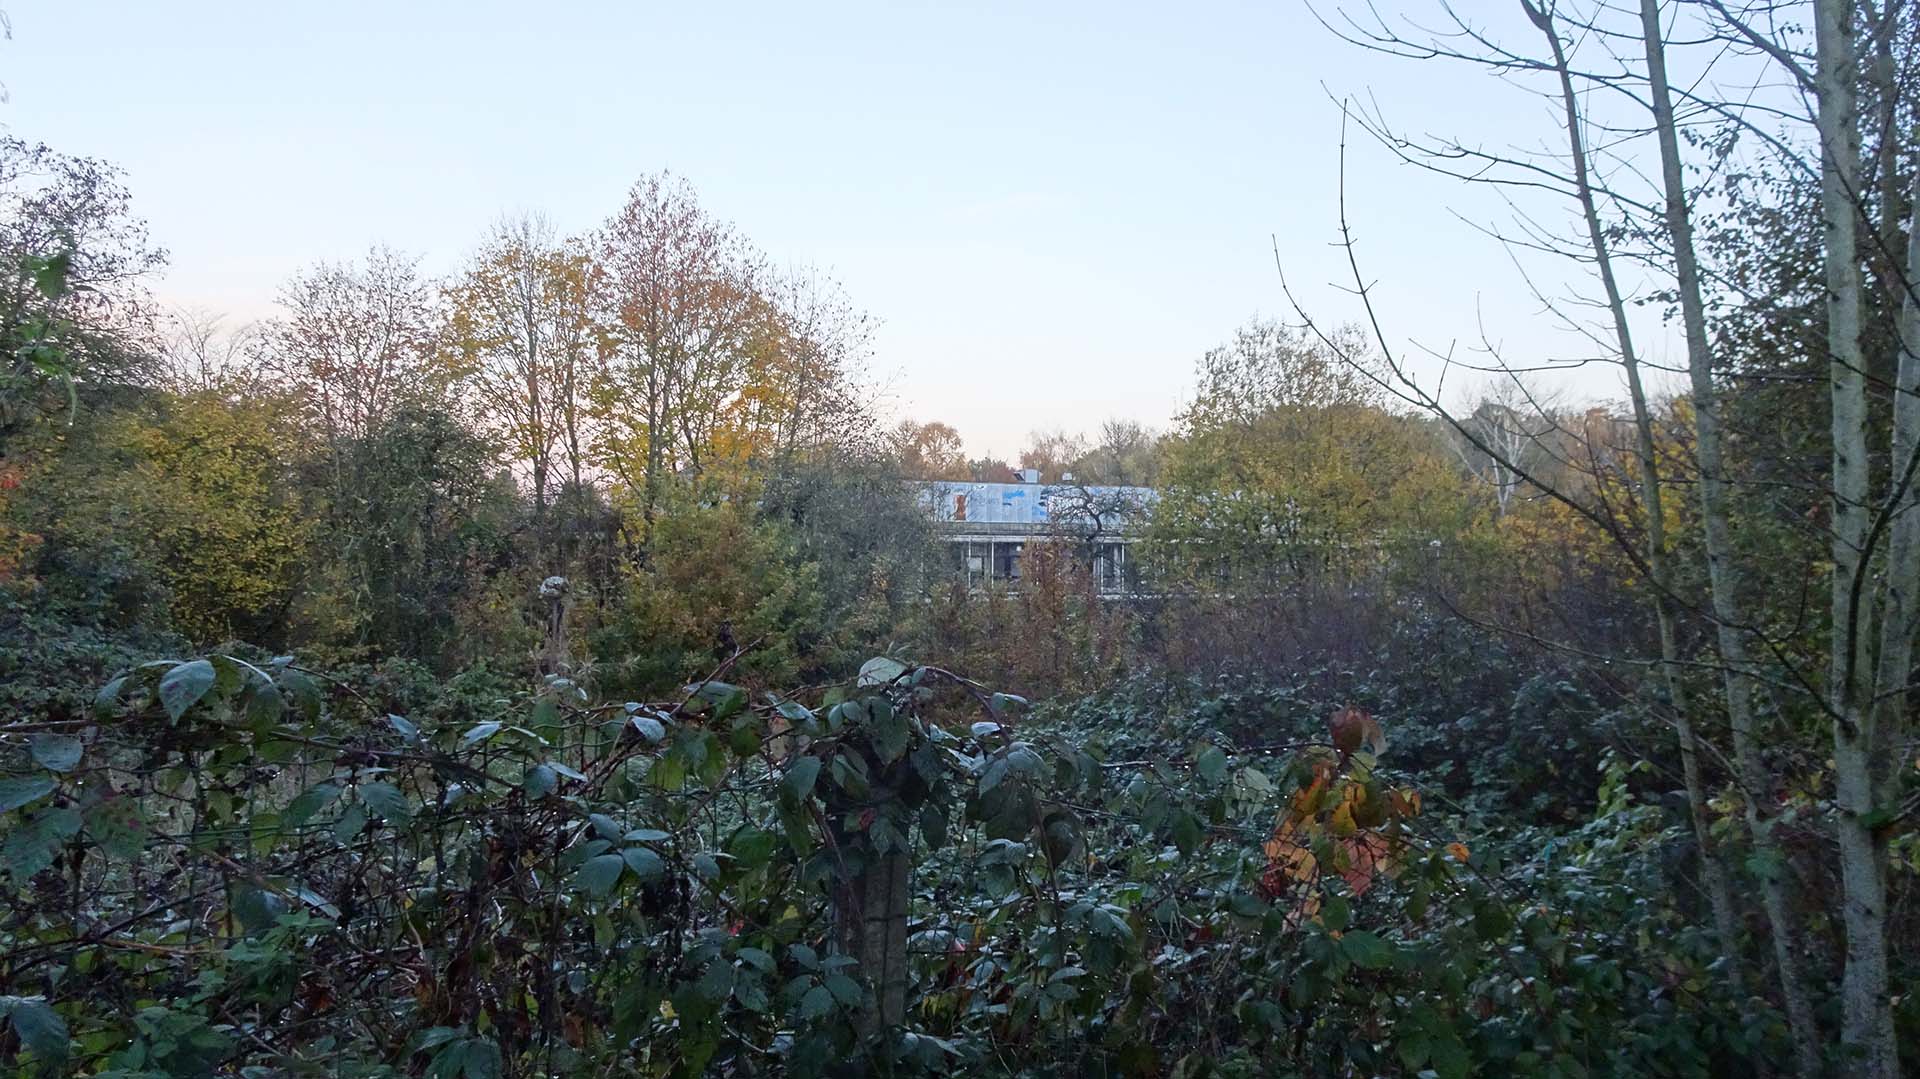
[915,473,1154,597]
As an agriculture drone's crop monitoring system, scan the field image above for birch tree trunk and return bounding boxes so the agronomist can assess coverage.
[1635,3,1821,1068]
[1525,0,1750,1005]
[1814,0,1899,1072]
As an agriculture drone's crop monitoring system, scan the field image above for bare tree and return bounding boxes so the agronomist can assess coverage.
[157,308,261,395]
[260,246,438,453]
[443,213,595,556]
[1304,2,1920,1070]
[1452,380,1561,518]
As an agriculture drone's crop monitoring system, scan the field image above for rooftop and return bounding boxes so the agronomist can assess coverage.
[914,480,1156,530]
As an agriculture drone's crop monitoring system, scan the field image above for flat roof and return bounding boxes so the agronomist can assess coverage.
[914,480,1155,529]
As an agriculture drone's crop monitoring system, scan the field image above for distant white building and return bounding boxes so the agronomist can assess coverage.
[915,471,1155,596]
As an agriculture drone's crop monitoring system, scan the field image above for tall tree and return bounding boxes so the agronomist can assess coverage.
[444,214,596,557]
[594,173,764,540]
[261,246,438,455]
[0,137,164,446]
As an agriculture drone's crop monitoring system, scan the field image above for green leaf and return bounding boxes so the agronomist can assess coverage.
[698,961,735,1002]
[158,659,217,721]
[620,846,665,882]
[3,806,81,881]
[359,782,412,824]
[799,984,834,1019]
[332,803,368,844]
[866,701,911,764]
[285,783,340,828]
[824,973,863,1006]
[829,752,870,798]
[1339,930,1392,969]
[413,1027,462,1052]
[2,997,69,1061]
[1170,808,1204,856]
[1228,892,1268,919]
[523,764,557,800]
[461,721,503,745]
[727,827,778,869]
[245,680,285,726]
[530,697,560,732]
[280,668,323,722]
[727,716,762,758]
[83,797,147,860]
[576,853,626,897]
[1321,894,1351,932]
[979,756,1011,794]
[0,776,55,814]
[462,1037,503,1079]
[989,691,1028,718]
[630,715,666,743]
[780,756,822,806]
[1429,1035,1471,1079]
[387,713,421,741]
[1195,745,1228,785]
[29,249,71,298]
[919,803,949,850]
[857,656,909,687]
[231,885,289,933]
[426,1041,469,1079]
[691,680,747,719]
[92,675,128,718]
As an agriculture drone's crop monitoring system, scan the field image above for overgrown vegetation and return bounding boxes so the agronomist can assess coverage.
[4,1,1920,1074]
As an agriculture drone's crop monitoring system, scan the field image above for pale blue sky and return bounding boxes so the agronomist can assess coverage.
[5,0,1654,458]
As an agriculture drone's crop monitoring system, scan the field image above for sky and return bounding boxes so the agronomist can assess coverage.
[3,0,1672,459]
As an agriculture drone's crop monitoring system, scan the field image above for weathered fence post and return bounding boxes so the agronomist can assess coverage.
[827,770,912,1037]
[833,838,909,1034]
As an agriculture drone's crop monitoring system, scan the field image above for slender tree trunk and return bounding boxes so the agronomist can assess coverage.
[1876,165,1920,869]
[1637,4,1821,1066]
[1527,0,1749,1003]
[1815,1,1899,1072]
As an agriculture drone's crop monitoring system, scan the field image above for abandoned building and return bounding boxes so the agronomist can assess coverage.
[915,470,1155,596]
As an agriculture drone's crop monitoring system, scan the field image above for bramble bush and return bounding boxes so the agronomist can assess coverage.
[0,644,1781,1077]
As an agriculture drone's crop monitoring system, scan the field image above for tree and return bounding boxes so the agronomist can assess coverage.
[1451,383,1560,518]
[297,403,516,666]
[593,173,765,539]
[735,267,876,468]
[156,309,262,395]
[0,137,165,446]
[1155,318,1469,578]
[1017,428,1088,482]
[443,214,596,557]
[891,419,967,480]
[1311,1,1920,1069]
[1071,418,1163,486]
[260,246,438,454]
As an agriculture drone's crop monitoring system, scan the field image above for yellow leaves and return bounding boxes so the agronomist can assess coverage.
[1259,710,1429,918]
[1292,759,1333,817]
[1262,821,1318,884]
[1388,787,1421,818]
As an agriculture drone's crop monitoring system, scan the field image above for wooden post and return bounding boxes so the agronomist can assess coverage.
[833,843,909,1035]
[828,768,912,1038]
